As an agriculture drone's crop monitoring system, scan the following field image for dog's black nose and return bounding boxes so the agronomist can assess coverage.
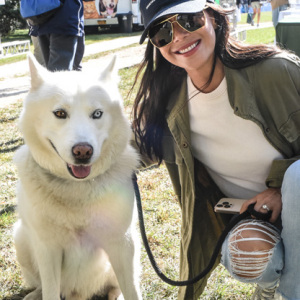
[72,143,93,162]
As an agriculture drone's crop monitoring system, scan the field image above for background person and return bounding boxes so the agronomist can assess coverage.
[132,0,300,299]
[248,0,261,26]
[27,23,45,67]
[271,0,289,28]
[32,0,84,72]
[242,0,249,12]
[73,33,85,71]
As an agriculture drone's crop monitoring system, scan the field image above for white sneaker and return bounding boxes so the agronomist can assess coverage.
[274,292,286,300]
[252,285,277,300]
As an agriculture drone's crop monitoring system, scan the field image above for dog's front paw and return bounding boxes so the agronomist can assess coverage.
[24,288,42,300]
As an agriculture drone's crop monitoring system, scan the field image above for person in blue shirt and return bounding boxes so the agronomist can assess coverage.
[32,0,84,71]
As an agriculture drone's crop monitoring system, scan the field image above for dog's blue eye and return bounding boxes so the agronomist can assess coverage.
[92,109,103,119]
[53,109,67,119]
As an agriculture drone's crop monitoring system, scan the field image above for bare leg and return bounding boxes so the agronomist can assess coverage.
[252,7,257,25]
[257,7,261,26]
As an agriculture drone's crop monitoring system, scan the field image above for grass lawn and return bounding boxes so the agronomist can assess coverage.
[246,26,275,45]
[240,11,272,24]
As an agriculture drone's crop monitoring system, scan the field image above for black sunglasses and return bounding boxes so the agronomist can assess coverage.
[148,11,206,48]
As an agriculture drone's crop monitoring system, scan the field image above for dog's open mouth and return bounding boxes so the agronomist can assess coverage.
[107,7,115,15]
[67,164,91,179]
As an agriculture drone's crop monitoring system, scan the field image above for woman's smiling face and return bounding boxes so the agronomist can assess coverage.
[157,10,217,73]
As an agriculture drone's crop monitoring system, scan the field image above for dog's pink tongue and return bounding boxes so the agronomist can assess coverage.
[71,165,91,179]
[107,7,114,15]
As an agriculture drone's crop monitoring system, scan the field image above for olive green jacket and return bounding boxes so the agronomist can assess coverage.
[140,53,300,299]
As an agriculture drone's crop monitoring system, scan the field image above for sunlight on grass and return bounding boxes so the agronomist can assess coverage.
[246,27,276,45]
[84,31,141,45]
[0,54,27,67]
[0,100,24,299]
[240,11,272,24]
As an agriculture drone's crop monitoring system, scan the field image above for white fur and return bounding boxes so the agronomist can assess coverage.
[13,54,141,300]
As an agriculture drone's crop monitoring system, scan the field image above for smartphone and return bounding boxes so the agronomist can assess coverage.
[214,198,247,214]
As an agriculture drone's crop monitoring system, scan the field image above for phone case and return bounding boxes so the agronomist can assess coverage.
[214,198,247,214]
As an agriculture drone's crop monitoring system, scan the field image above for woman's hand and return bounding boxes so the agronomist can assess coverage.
[240,188,282,223]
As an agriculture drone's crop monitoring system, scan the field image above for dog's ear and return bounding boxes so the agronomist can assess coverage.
[27,53,47,91]
[98,55,119,84]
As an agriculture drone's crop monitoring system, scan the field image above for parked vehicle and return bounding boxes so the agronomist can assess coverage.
[83,0,143,33]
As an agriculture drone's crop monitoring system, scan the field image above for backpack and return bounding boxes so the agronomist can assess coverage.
[20,0,64,26]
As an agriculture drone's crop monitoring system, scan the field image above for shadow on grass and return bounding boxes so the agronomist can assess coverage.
[2,289,32,300]
[0,205,16,215]
[3,289,109,300]
[0,138,24,153]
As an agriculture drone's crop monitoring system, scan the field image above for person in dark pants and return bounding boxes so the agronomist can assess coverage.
[33,0,84,72]
[27,23,45,67]
[73,34,85,71]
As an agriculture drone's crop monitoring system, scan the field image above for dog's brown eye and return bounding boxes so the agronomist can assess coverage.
[53,109,67,119]
[92,109,103,119]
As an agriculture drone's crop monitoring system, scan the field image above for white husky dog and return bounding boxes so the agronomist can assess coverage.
[13,54,141,300]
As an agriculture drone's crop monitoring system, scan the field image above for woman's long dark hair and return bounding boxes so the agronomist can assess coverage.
[132,4,281,163]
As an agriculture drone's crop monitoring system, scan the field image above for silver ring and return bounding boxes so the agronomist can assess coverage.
[262,204,270,211]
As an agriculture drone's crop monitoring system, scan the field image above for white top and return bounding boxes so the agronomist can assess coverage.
[187,76,283,199]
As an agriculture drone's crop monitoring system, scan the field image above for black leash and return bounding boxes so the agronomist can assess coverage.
[132,173,272,287]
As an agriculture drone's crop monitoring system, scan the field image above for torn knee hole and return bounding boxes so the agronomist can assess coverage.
[228,220,280,279]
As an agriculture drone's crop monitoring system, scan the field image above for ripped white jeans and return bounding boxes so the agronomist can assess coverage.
[221,219,283,287]
[221,160,300,300]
